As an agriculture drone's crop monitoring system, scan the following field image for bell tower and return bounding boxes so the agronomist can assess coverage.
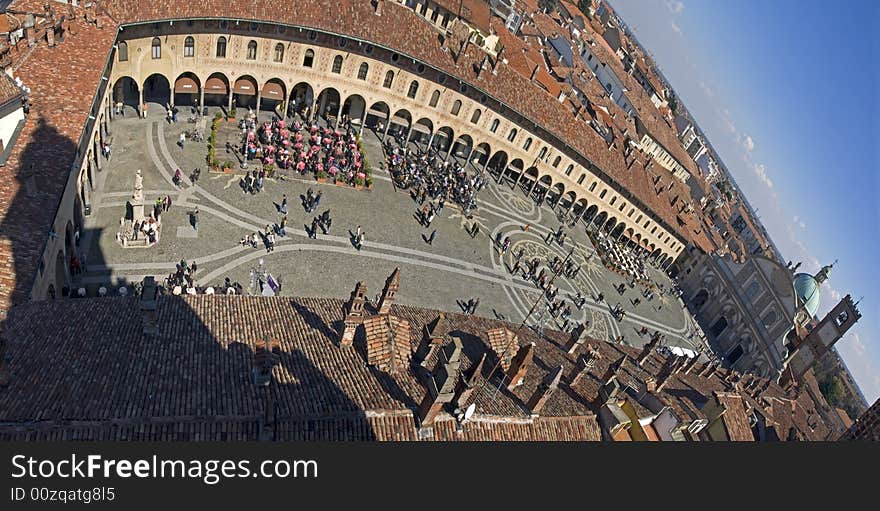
[782,294,861,385]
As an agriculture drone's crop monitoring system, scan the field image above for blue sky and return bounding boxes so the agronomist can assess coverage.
[607,0,879,403]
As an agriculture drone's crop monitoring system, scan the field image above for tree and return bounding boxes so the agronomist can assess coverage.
[819,376,846,407]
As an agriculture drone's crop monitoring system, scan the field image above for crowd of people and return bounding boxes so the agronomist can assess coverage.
[239,110,368,187]
[386,145,486,216]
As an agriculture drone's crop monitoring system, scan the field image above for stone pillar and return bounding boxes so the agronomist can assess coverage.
[228,90,234,111]
[256,92,262,117]
[93,139,102,171]
[139,88,145,117]
[200,88,205,112]
[382,117,392,141]
[528,176,539,196]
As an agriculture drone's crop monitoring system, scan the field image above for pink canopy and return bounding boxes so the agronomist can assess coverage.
[278,120,286,129]
[296,133,303,141]
[357,172,366,179]
[297,161,306,170]
[317,163,324,172]
[264,157,274,165]
[283,139,291,147]
[300,151,308,159]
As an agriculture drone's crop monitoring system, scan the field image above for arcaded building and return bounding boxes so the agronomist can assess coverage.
[0,0,719,310]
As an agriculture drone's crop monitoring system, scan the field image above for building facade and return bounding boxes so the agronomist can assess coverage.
[29,13,693,302]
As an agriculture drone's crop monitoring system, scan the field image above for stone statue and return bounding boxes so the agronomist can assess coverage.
[133,169,144,203]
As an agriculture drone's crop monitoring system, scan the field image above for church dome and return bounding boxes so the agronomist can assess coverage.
[793,273,821,318]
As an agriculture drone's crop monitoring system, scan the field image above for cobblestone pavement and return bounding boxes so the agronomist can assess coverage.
[79,106,702,352]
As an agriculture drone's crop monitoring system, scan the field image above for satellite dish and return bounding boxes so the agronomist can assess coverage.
[463,403,476,421]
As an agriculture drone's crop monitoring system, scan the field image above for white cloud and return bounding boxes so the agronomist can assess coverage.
[670,20,682,35]
[742,134,754,153]
[793,215,806,230]
[698,81,714,98]
[665,1,685,14]
[753,163,773,189]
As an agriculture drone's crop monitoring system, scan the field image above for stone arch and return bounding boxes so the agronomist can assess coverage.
[143,73,171,108]
[451,133,473,160]
[203,72,230,107]
[593,210,608,229]
[610,222,626,239]
[389,108,412,142]
[584,204,599,225]
[602,216,618,234]
[261,78,287,112]
[692,288,709,310]
[315,87,342,122]
[232,74,258,110]
[112,76,139,112]
[54,250,67,297]
[434,126,454,153]
[521,166,539,192]
[507,158,525,184]
[573,198,588,218]
[559,191,577,211]
[471,141,491,167]
[365,101,390,131]
[173,71,200,108]
[290,82,315,116]
[341,94,366,128]
[487,150,508,178]
[548,182,565,206]
[411,117,434,147]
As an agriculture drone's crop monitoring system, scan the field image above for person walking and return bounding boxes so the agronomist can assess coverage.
[280,194,288,214]
[279,215,287,237]
[310,218,319,239]
[427,229,436,245]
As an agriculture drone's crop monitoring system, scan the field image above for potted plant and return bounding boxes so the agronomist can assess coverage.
[228,107,237,120]
[354,176,365,190]
[222,160,234,173]
[213,111,223,121]
[365,176,373,189]
[316,169,328,183]
[263,163,276,177]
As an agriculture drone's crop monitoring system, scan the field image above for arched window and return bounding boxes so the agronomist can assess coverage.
[303,49,315,67]
[429,90,440,107]
[589,182,597,192]
[383,70,394,88]
[118,41,128,62]
[216,36,227,58]
[246,40,257,60]
[726,344,744,365]
[523,138,532,151]
[183,36,194,57]
[565,164,574,176]
[451,100,462,116]
[507,128,517,142]
[274,43,285,63]
[599,189,607,199]
[762,310,777,330]
[745,280,760,302]
[553,156,562,168]
[538,147,548,159]
[357,62,369,80]
[407,80,419,99]
[710,316,728,338]
[490,119,499,133]
[331,55,343,74]
[151,37,161,59]
[577,174,585,185]
[470,109,481,124]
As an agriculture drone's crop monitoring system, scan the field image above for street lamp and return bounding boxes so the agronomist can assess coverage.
[247,258,267,296]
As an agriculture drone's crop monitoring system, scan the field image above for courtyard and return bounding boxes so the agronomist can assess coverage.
[76,104,703,353]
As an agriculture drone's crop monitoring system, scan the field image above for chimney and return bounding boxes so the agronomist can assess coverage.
[526,366,564,416]
[377,267,400,315]
[637,335,660,366]
[340,282,367,347]
[681,353,702,374]
[252,337,281,387]
[139,276,159,336]
[418,338,462,426]
[46,25,56,48]
[643,376,657,393]
[24,14,35,47]
[453,352,486,408]
[564,322,589,355]
[424,313,449,345]
[505,342,535,391]
[373,0,383,16]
